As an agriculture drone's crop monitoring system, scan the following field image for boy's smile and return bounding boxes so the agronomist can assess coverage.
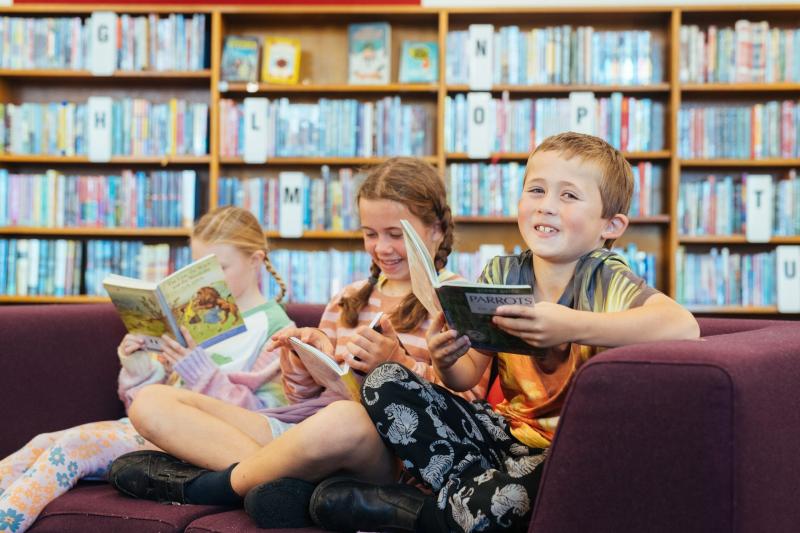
[518,151,617,265]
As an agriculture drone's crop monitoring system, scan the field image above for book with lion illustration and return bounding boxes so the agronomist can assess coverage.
[103,254,246,351]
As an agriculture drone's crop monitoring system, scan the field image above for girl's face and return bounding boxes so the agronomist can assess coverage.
[359,198,443,282]
[190,239,263,301]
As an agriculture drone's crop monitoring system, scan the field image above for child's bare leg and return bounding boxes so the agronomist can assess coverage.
[230,400,395,496]
[128,384,273,470]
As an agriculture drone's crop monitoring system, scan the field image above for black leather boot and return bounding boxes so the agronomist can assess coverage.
[109,450,208,504]
[309,477,427,532]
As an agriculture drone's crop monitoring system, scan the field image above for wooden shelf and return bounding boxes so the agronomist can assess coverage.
[680,159,800,168]
[447,151,671,161]
[265,230,361,239]
[456,215,670,224]
[0,295,110,304]
[446,84,671,94]
[220,156,438,166]
[679,235,800,244]
[0,69,211,80]
[0,155,211,165]
[681,82,800,93]
[0,227,191,237]
[221,83,438,94]
[685,305,784,315]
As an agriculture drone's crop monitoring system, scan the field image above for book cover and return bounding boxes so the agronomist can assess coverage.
[399,41,438,83]
[221,35,260,82]
[103,254,246,351]
[348,22,391,85]
[400,219,538,355]
[262,37,301,84]
[288,337,362,401]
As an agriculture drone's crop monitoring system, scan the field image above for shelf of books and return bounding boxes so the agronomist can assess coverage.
[0,5,797,315]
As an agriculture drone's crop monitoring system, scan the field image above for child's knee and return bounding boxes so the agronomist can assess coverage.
[128,384,173,440]
[304,401,378,461]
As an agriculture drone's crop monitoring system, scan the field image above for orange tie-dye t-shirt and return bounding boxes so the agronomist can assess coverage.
[478,249,658,448]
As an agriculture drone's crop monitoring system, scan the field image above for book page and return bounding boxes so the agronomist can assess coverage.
[157,255,247,348]
[400,219,443,316]
[102,281,170,351]
[288,337,361,401]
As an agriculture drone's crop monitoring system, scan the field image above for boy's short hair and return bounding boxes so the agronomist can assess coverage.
[529,132,634,219]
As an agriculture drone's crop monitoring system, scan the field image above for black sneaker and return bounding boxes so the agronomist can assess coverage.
[243,477,316,528]
[309,477,426,532]
[109,450,208,504]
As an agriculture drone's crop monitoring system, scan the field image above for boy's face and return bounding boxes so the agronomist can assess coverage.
[518,151,622,265]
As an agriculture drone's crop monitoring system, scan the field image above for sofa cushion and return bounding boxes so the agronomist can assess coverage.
[27,483,231,533]
[184,509,324,532]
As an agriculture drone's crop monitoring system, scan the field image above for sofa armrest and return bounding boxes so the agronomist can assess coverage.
[530,322,800,533]
[0,304,128,456]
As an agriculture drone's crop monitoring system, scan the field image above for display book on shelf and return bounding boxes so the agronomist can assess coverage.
[0,5,798,316]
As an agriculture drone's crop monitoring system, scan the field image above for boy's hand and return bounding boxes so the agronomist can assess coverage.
[118,334,146,358]
[159,326,196,368]
[426,312,471,371]
[345,316,404,374]
[268,327,334,357]
[493,301,578,348]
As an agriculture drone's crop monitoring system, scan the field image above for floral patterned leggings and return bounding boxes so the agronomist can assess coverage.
[362,362,547,533]
[0,418,151,533]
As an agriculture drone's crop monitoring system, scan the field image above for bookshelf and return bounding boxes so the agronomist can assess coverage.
[0,4,797,315]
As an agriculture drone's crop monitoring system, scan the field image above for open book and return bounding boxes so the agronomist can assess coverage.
[287,312,382,400]
[288,337,362,401]
[103,254,246,351]
[401,219,539,355]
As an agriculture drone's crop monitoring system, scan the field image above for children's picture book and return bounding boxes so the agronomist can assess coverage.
[103,254,246,351]
[348,22,391,85]
[221,35,260,82]
[401,220,539,355]
[399,41,439,83]
[288,337,362,401]
[261,36,301,84]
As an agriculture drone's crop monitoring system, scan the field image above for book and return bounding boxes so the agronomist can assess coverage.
[400,219,539,355]
[348,22,391,85]
[261,37,301,84]
[399,41,438,83]
[288,337,362,401]
[103,254,246,351]
[221,35,260,82]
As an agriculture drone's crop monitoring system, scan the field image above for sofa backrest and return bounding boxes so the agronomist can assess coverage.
[0,303,325,457]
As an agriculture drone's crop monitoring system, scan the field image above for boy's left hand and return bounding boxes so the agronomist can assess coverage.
[345,316,405,374]
[492,302,578,348]
[159,326,197,369]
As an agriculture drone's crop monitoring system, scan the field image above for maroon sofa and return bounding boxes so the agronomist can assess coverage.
[2,303,799,532]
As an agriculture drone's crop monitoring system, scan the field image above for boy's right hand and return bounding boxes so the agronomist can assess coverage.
[268,327,334,357]
[426,312,471,371]
[117,334,146,359]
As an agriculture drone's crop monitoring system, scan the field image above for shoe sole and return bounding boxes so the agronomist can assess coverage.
[244,478,316,528]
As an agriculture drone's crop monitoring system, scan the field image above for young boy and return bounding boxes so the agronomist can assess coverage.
[308,132,700,532]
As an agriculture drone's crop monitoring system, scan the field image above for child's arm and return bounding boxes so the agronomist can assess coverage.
[493,293,699,349]
[426,312,494,392]
[117,334,169,410]
[273,325,333,403]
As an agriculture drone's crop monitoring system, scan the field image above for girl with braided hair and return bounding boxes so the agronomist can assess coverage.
[0,206,292,532]
[108,157,488,528]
